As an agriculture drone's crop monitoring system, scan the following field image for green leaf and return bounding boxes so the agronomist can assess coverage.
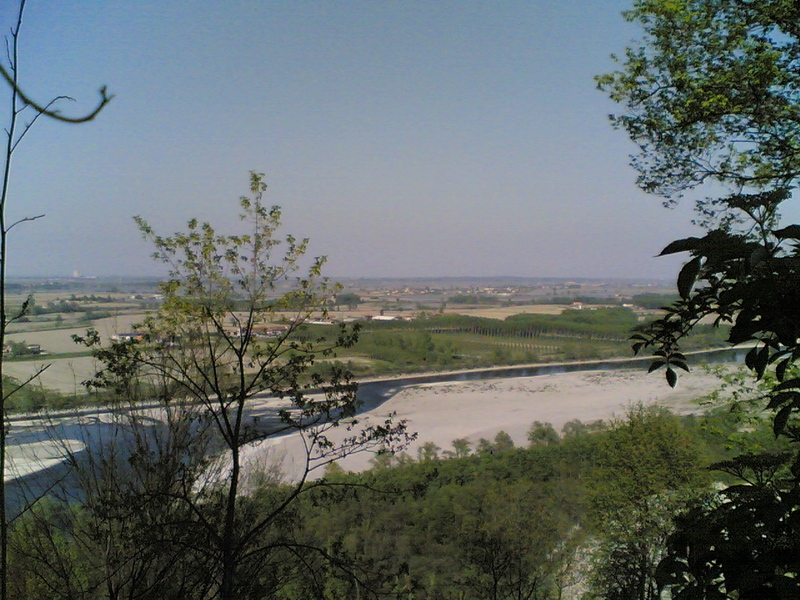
[773,405,792,437]
[677,256,702,299]
[666,367,677,388]
[774,224,800,239]
[766,391,799,410]
[659,237,700,256]
[672,360,689,372]
[648,360,667,373]
[776,357,791,382]
[755,344,770,379]
[774,377,800,393]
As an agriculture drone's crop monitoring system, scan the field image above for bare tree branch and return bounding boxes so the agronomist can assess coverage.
[0,64,113,124]
[6,213,43,233]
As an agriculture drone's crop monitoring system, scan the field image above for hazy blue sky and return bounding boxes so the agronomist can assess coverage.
[0,1,727,279]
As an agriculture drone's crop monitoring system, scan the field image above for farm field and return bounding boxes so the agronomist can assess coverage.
[4,313,151,395]
[3,356,95,396]
[4,308,732,397]
[443,303,568,318]
[5,313,150,355]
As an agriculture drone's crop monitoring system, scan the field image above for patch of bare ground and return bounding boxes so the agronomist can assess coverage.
[3,356,96,394]
[443,303,568,318]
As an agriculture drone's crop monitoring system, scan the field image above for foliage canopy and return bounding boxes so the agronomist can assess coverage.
[598,0,800,201]
[600,0,800,596]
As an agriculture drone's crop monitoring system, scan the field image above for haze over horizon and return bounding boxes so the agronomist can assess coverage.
[4,1,782,281]
[6,272,676,285]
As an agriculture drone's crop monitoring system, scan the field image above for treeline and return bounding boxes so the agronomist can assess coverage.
[67,294,116,303]
[11,299,113,322]
[306,309,729,376]
[7,397,787,599]
[29,300,83,315]
[362,308,640,338]
[630,293,680,310]
[446,294,500,304]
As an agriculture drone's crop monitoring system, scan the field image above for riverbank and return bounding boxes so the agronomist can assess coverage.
[6,350,739,487]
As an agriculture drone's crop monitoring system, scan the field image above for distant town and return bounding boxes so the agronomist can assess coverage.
[6,274,678,316]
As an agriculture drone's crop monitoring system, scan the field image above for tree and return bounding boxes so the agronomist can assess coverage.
[0,2,111,598]
[444,437,472,458]
[65,173,411,599]
[8,409,218,599]
[527,420,560,447]
[599,1,800,595]
[597,0,800,202]
[585,405,705,600]
[334,292,361,311]
[476,430,515,456]
[448,480,569,600]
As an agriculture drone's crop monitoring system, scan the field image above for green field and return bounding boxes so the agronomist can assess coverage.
[307,308,730,377]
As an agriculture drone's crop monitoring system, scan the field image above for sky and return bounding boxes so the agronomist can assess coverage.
[0,0,721,280]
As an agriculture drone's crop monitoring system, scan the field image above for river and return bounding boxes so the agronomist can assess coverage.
[5,347,746,514]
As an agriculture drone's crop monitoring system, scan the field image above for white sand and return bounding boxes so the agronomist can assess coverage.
[246,367,728,481]
[5,439,85,482]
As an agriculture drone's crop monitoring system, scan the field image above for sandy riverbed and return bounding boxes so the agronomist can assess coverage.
[5,365,732,484]
[243,366,730,481]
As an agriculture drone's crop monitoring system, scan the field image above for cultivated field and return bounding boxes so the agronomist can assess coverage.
[443,303,567,318]
[4,312,152,394]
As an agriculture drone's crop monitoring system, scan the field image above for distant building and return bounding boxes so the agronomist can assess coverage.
[111,333,145,342]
